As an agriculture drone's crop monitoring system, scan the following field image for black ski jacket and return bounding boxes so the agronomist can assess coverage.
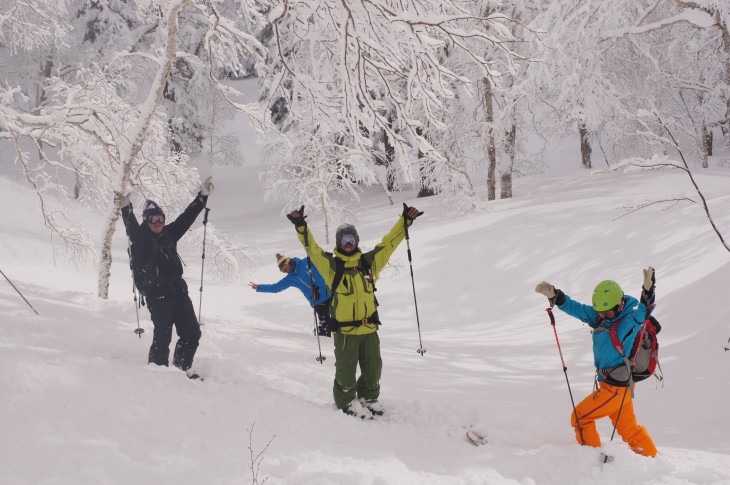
[121,193,208,299]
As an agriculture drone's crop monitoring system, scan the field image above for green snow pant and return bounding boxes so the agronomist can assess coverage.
[333,331,382,410]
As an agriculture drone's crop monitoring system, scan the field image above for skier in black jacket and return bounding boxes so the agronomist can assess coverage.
[118,177,213,378]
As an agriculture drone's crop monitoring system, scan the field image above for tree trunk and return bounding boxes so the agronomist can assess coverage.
[579,121,592,169]
[98,210,122,299]
[36,57,54,167]
[415,127,437,198]
[417,162,437,198]
[718,11,730,142]
[383,119,397,192]
[701,122,711,168]
[483,77,497,201]
[501,124,516,199]
[320,193,330,245]
[98,0,192,299]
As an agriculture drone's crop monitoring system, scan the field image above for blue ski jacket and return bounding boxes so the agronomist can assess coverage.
[256,257,331,307]
[557,294,650,381]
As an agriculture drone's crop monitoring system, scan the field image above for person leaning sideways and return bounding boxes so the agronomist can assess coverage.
[249,253,332,337]
[535,267,658,457]
[287,204,422,418]
[117,176,214,380]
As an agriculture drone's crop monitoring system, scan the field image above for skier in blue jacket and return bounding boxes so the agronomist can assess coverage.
[535,267,658,457]
[250,254,332,336]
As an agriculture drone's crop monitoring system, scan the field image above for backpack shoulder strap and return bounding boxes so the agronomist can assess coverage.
[328,254,375,292]
[329,256,346,294]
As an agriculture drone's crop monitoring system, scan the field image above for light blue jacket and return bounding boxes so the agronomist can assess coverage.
[558,294,650,381]
[256,257,331,307]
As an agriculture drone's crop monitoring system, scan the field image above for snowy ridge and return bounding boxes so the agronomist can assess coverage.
[1,166,730,485]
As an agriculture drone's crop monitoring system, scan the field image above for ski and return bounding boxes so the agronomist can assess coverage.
[466,430,487,446]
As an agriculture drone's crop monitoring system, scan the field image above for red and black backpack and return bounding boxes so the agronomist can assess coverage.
[601,315,662,387]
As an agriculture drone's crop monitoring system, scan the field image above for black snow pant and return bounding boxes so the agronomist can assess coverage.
[146,288,201,370]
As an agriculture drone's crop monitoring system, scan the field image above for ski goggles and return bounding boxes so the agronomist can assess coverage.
[597,301,625,320]
[339,234,357,247]
[146,214,165,225]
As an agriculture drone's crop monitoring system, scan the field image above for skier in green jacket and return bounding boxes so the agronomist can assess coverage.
[287,204,422,417]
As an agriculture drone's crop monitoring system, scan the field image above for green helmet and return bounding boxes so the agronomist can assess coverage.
[592,280,624,311]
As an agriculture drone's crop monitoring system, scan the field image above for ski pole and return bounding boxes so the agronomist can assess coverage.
[403,206,426,356]
[198,207,211,326]
[0,268,38,315]
[303,225,326,364]
[724,337,730,352]
[125,236,144,338]
[132,287,144,338]
[604,385,630,463]
[546,307,585,445]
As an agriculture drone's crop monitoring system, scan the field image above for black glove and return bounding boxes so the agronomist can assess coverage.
[402,203,424,221]
[287,205,307,227]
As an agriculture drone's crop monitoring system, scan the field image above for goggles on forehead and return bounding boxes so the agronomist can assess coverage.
[339,233,357,247]
[147,214,165,225]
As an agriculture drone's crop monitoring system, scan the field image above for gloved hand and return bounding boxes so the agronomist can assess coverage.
[114,191,131,207]
[287,205,307,227]
[535,282,556,299]
[536,282,565,306]
[641,266,656,306]
[642,267,655,291]
[201,176,214,196]
[402,203,424,221]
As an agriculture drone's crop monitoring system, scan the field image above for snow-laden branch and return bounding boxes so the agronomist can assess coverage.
[604,6,718,40]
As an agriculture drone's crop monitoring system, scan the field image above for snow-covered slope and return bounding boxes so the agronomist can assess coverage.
[1,164,729,485]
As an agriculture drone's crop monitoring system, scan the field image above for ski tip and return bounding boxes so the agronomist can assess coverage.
[466,430,487,446]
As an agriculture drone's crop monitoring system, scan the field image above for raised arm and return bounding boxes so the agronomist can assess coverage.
[288,206,336,286]
[166,177,214,241]
[368,204,422,280]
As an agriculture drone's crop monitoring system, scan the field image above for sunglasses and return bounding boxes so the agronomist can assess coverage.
[340,234,357,247]
[147,214,165,225]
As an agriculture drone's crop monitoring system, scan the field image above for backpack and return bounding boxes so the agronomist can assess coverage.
[127,245,147,293]
[602,315,662,387]
[127,238,159,296]
[324,253,379,330]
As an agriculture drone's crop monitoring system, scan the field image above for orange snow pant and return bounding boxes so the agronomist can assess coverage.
[571,382,657,457]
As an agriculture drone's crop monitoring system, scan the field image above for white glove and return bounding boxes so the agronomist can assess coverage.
[201,176,214,196]
[535,282,556,299]
[642,267,655,291]
[114,191,131,207]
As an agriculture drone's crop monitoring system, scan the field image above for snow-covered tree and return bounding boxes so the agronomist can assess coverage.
[1,0,268,298]
[262,0,526,209]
